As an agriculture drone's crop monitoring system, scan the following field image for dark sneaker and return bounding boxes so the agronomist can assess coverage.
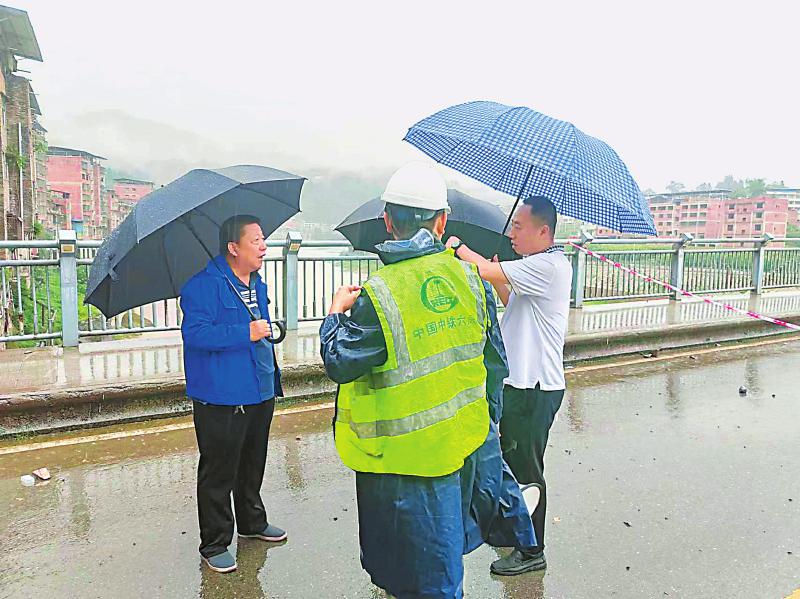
[491,548,546,575]
[203,550,237,573]
[239,523,287,542]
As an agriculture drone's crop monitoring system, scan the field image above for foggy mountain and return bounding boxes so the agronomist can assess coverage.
[46,109,518,226]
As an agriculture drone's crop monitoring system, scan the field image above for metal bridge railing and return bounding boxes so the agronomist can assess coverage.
[1,231,798,346]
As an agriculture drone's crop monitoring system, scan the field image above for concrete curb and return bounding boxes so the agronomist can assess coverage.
[0,363,336,438]
[2,313,799,437]
[564,310,800,362]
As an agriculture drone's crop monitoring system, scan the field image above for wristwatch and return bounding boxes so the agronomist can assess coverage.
[450,239,463,257]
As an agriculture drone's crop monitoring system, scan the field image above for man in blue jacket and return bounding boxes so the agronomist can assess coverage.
[181,214,286,574]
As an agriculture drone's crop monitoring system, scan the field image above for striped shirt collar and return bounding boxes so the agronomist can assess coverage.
[543,244,564,254]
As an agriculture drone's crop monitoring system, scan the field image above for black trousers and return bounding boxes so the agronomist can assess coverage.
[193,399,275,558]
[499,384,564,553]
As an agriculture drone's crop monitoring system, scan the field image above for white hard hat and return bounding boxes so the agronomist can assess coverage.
[381,162,450,212]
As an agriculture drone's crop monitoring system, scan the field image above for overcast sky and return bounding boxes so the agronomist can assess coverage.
[14,0,800,192]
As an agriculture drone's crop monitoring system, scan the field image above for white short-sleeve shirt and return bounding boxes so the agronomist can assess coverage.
[499,247,572,391]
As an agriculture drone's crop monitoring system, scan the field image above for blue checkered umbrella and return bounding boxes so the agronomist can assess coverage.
[404,101,656,236]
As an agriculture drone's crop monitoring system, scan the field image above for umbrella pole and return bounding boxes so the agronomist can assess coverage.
[495,164,534,256]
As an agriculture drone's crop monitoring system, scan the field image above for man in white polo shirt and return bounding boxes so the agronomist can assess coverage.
[446,195,572,575]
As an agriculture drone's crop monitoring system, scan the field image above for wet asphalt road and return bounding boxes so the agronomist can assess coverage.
[1,340,799,598]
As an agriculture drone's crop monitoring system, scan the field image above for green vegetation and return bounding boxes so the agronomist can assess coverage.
[787,224,800,248]
[33,138,48,156]
[5,147,27,170]
[4,260,153,348]
[5,266,93,348]
[660,176,790,199]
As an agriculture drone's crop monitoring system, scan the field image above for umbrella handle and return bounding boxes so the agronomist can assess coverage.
[266,319,287,344]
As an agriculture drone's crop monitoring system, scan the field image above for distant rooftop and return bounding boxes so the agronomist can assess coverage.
[0,5,42,61]
[648,189,733,201]
[115,178,154,186]
[48,146,107,160]
[29,85,40,115]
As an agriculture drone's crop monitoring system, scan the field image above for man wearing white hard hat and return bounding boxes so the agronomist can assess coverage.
[320,162,536,598]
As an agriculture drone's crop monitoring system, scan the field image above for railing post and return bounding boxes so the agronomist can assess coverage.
[570,229,593,308]
[752,233,774,295]
[669,232,693,300]
[58,230,79,347]
[282,231,302,330]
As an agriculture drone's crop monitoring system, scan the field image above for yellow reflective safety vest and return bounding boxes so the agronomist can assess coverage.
[335,249,490,477]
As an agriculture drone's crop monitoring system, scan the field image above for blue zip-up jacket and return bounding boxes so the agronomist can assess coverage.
[180,255,283,406]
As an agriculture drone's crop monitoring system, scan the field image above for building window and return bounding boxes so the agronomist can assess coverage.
[728,213,734,219]
[755,212,763,218]
[727,225,734,231]
[728,204,735,209]
[756,202,764,208]
[755,224,762,231]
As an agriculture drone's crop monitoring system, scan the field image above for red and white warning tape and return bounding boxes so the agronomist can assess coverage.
[566,241,800,332]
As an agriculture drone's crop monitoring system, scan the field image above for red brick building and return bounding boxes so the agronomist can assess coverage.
[107,178,154,231]
[45,189,71,231]
[766,188,800,227]
[641,191,790,240]
[0,5,44,242]
[722,196,788,238]
[46,146,107,237]
[113,178,154,202]
[646,190,732,239]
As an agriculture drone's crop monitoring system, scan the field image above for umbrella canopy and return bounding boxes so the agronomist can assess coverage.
[85,165,305,318]
[336,188,517,260]
[404,101,656,236]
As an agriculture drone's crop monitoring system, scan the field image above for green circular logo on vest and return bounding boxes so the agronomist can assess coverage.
[421,276,459,313]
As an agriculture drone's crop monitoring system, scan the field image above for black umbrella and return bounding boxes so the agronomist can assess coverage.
[85,165,305,340]
[335,188,518,260]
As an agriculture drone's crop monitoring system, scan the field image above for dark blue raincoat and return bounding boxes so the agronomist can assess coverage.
[319,231,535,599]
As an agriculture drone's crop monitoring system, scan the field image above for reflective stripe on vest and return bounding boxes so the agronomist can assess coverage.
[334,251,490,477]
[366,261,487,389]
[336,383,485,439]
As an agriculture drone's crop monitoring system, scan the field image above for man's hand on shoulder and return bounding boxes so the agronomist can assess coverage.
[445,236,461,249]
[446,237,509,288]
[329,285,362,315]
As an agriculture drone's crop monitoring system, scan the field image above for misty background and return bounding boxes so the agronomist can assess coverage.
[15,0,800,225]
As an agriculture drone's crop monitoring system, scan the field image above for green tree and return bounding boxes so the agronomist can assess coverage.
[787,223,800,248]
[743,178,767,197]
[716,175,741,192]
[666,181,685,193]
